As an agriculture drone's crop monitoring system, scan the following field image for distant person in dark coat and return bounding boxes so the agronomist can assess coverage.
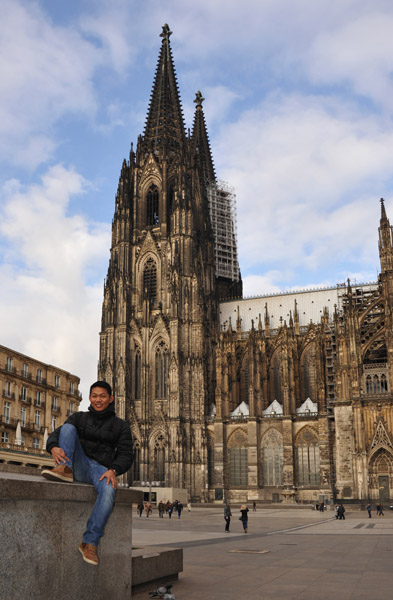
[240,504,249,532]
[366,503,372,518]
[224,503,232,532]
[337,504,345,520]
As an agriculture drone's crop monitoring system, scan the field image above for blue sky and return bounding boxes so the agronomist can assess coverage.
[1,0,393,406]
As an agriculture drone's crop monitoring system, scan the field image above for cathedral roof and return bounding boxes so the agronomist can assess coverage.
[143,24,186,156]
[219,282,378,332]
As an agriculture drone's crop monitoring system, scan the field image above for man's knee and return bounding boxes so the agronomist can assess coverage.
[60,423,77,436]
[98,480,116,506]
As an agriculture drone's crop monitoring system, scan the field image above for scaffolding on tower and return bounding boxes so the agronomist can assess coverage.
[207,181,240,282]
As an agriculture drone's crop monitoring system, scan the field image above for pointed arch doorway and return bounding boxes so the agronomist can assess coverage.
[369,449,393,504]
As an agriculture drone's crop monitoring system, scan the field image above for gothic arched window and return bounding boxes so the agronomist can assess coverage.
[296,427,320,486]
[241,355,249,404]
[228,430,248,486]
[146,185,159,226]
[154,435,166,482]
[155,341,169,399]
[270,353,282,404]
[167,185,174,233]
[262,429,284,486]
[132,443,140,483]
[143,258,157,305]
[301,344,316,402]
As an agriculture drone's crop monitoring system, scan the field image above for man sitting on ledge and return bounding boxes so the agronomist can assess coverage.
[41,381,134,566]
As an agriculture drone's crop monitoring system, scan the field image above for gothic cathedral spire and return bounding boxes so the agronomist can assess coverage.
[142,24,186,157]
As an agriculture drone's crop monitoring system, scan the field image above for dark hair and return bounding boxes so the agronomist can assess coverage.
[89,381,112,396]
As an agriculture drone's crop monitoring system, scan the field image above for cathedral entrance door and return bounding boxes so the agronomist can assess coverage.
[378,475,389,505]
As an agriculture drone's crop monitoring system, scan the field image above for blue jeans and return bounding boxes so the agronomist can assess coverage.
[59,423,116,546]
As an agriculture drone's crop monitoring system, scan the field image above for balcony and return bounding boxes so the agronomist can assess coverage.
[2,416,19,429]
[2,391,15,400]
[19,395,32,405]
[34,400,45,408]
[51,405,60,413]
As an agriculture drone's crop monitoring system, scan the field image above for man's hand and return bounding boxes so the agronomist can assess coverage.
[51,447,70,466]
[99,469,118,489]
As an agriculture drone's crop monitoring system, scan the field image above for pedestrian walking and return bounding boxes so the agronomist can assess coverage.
[187,501,191,512]
[240,504,249,533]
[252,501,256,512]
[224,503,232,532]
[337,504,345,520]
[366,503,372,518]
[177,501,183,518]
[158,500,165,518]
[137,502,144,517]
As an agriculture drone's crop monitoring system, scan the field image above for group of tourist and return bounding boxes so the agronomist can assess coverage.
[137,499,187,518]
[224,502,250,533]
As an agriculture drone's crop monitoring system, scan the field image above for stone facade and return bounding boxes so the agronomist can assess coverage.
[0,344,81,469]
[99,24,393,505]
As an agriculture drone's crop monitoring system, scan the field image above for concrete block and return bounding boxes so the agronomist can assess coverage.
[132,546,183,592]
[0,472,142,600]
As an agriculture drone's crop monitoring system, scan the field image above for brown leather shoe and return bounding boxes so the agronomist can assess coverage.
[41,465,73,483]
[79,543,99,565]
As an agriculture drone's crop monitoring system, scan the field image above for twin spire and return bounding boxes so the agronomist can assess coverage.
[143,24,215,181]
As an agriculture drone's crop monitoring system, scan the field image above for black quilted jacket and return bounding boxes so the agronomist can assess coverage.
[46,404,134,475]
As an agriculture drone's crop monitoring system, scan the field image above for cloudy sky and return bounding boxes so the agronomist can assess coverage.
[1,0,393,406]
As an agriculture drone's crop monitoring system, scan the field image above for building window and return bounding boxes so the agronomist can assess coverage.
[4,402,10,424]
[134,347,141,399]
[70,381,74,394]
[155,341,169,399]
[146,185,159,226]
[35,410,40,430]
[22,363,28,377]
[55,375,60,389]
[37,368,42,383]
[35,391,41,406]
[20,386,27,401]
[52,396,58,411]
[20,406,26,427]
[1,431,9,443]
[143,258,157,305]
[6,357,13,372]
[4,381,11,398]
[154,436,165,482]
[33,437,40,449]
[132,444,141,482]
[229,448,248,486]
[51,415,57,430]
[68,401,74,415]
[296,427,320,486]
[262,429,284,486]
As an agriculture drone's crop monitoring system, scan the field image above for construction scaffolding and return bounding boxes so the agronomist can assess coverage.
[207,180,240,282]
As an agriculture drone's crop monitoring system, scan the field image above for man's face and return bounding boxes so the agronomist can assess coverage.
[89,386,114,412]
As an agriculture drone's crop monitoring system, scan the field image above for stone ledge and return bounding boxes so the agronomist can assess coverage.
[0,470,140,503]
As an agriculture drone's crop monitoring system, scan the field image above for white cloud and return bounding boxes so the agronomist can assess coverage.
[0,164,110,404]
[0,1,102,168]
[308,13,393,111]
[214,92,392,282]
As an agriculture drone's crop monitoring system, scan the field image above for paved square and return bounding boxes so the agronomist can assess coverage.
[132,506,393,600]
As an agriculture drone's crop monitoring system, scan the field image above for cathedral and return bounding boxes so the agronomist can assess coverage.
[99,24,393,505]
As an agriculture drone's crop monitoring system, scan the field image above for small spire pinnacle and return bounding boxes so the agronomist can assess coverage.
[160,23,172,41]
[381,197,387,219]
[194,90,205,109]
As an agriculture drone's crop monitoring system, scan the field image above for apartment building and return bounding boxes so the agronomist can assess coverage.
[0,344,81,469]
